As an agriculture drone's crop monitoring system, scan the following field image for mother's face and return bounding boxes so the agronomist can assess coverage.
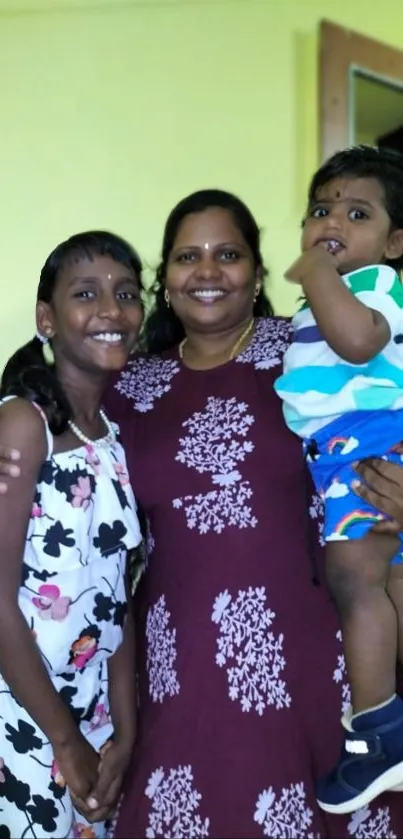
[164,207,260,334]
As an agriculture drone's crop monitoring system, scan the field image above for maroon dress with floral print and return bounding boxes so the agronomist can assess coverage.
[105,318,403,839]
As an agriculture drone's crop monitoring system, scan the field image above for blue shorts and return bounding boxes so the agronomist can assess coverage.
[304,410,403,564]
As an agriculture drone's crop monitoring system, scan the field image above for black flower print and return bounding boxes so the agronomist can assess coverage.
[92,592,127,627]
[37,460,57,487]
[42,522,75,557]
[93,593,114,622]
[21,562,57,586]
[0,826,11,838]
[59,685,99,724]
[53,464,96,504]
[112,477,131,511]
[0,762,30,809]
[5,720,43,755]
[113,601,127,627]
[27,794,59,832]
[93,520,128,556]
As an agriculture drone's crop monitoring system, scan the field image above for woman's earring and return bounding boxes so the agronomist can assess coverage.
[164,289,170,308]
[254,284,261,302]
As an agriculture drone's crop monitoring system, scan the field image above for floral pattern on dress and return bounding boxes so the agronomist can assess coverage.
[114,356,180,413]
[145,765,210,838]
[1,416,141,838]
[146,595,180,703]
[212,587,291,714]
[333,630,351,715]
[173,396,257,533]
[348,805,396,838]
[254,782,321,838]
[237,318,293,370]
[308,492,325,548]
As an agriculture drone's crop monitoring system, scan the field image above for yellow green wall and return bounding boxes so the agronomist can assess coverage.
[1,0,402,366]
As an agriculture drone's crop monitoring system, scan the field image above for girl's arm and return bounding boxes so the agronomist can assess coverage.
[0,399,99,806]
[83,566,138,820]
[107,565,137,752]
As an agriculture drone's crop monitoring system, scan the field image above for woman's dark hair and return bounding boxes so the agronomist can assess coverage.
[0,230,143,434]
[144,188,273,353]
[307,144,403,274]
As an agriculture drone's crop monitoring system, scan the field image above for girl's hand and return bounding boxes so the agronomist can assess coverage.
[54,733,100,819]
[83,739,132,823]
[353,451,403,533]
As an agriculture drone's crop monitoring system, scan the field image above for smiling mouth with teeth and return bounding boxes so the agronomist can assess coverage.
[189,289,226,301]
[91,332,124,343]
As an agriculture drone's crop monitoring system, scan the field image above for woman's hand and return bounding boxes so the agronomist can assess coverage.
[353,449,403,533]
[0,444,21,492]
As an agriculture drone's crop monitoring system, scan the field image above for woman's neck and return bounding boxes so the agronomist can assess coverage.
[180,316,255,371]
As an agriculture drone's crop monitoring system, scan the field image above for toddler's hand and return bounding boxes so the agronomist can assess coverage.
[285,245,338,286]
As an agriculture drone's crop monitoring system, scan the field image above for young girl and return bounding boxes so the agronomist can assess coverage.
[0,231,143,837]
[275,146,403,815]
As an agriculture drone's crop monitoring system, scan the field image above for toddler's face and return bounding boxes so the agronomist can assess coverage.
[302,176,402,274]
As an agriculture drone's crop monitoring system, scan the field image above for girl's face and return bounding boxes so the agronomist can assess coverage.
[37,253,143,374]
[165,207,261,334]
[302,176,403,274]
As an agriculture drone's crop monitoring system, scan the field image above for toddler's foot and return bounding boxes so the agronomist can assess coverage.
[317,695,403,814]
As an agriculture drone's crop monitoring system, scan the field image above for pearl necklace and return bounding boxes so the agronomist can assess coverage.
[178,318,255,363]
[68,409,116,448]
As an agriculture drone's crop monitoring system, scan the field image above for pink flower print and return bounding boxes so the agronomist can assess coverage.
[85,445,102,475]
[69,634,98,669]
[114,461,129,486]
[31,501,42,518]
[90,703,110,731]
[51,759,65,787]
[32,584,71,622]
[0,758,5,783]
[74,825,97,839]
[71,475,92,510]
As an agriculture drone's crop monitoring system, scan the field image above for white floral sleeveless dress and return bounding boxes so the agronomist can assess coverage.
[0,400,141,839]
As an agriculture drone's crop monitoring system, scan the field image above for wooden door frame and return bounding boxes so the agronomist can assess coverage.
[320,21,403,161]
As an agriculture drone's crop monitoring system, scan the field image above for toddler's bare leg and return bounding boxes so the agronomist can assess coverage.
[326,532,400,713]
[387,561,403,669]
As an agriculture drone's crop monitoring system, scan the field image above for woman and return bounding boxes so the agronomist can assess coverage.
[1,191,403,838]
[107,189,403,838]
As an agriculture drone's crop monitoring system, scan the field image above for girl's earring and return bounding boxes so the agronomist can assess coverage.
[164,289,171,308]
[36,330,49,344]
[44,330,54,364]
[254,284,261,302]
